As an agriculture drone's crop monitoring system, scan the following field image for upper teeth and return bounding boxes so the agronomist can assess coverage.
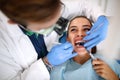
[75,41,81,44]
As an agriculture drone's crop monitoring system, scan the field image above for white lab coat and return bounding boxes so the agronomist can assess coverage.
[0,0,104,80]
[0,12,50,80]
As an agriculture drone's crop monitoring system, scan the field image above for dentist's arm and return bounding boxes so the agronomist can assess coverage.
[46,42,77,66]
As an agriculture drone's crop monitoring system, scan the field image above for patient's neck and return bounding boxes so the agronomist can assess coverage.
[73,53,90,65]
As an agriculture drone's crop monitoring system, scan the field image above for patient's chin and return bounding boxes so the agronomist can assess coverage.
[74,47,87,56]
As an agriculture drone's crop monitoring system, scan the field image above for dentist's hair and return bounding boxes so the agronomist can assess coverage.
[0,0,61,25]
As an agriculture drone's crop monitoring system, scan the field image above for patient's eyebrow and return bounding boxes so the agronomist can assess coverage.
[69,26,77,29]
[83,25,91,28]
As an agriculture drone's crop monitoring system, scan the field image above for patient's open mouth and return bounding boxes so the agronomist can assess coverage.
[75,41,85,47]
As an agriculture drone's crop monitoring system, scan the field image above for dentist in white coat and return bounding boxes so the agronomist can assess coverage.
[0,0,108,80]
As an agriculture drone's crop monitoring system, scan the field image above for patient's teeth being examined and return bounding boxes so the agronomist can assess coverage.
[75,42,85,46]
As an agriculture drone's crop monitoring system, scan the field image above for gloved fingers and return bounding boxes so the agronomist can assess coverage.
[87,16,108,35]
[84,20,107,41]
[52,41,72,50]
[62,41,73,49]
[51,43,60,48]
[84,30,100,41]
[96,19,108,33]
[84,21,108,43]
[84,36,102,50]
[84,36,101,48]
[71,52,78,57]
[65,46,74,53]
[67,52,77,59]
[87,23,103,35]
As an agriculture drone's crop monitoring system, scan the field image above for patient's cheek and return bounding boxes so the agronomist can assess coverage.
[67,37,74,46]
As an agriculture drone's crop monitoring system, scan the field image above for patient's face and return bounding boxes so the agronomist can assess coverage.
[67,17,92,55]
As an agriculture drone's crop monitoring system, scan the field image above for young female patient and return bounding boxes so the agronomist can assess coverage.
[50,16,120,80]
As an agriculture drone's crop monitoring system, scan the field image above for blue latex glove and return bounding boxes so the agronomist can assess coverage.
[84,16,109,50]
[47,42,77,66]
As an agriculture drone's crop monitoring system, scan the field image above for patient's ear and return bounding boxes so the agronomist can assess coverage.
[8,20,16,24]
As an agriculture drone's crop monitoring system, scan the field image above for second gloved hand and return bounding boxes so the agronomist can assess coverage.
[46,42,77,66]
[84,16,109,50]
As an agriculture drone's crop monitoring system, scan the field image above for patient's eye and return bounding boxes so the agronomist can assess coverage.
[83,28,90,32]
[70,28,77,32]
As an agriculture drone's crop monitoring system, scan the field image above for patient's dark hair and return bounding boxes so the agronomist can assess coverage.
[67,16,97,54]
[0,0,61,26]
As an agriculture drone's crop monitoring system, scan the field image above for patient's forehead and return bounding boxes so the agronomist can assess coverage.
[69,17,92,28]
[71,17,90,23]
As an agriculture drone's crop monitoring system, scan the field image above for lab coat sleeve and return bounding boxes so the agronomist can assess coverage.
[0,37,50,80]
[0,40,49,80]
[0,12,50,80]
[61,0,105,22]
[21,59,50,80]
[0,27,50,80]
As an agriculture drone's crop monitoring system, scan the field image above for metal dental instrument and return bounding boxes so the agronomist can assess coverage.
[87,50,96,60]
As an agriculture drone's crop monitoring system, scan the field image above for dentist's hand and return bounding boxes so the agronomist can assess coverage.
[84,16,109,50]
[46,42,77,66]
